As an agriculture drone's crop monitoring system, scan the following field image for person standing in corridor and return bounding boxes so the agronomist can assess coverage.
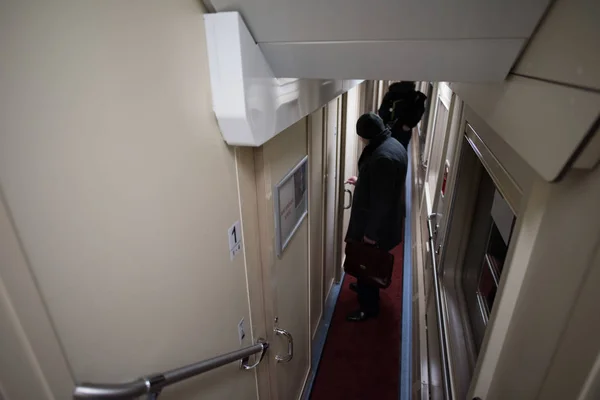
[378,81,427,149]
[344,113,407,322]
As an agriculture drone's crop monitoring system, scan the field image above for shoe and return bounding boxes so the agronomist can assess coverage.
[349,282,358,293]
[346,309,378,322]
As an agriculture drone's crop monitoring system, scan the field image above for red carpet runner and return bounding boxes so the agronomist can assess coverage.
[310,245,404,400]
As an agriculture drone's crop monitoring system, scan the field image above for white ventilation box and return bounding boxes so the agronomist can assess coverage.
[204,12,361,147]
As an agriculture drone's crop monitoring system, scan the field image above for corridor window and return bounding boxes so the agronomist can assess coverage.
[465,187,515,353]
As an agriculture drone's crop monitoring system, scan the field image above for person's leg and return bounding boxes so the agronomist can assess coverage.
[358,280,380,315]
[347,279,380,321]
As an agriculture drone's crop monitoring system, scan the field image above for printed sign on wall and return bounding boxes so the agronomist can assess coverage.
[227,220,242,260]
[274,156,308,258]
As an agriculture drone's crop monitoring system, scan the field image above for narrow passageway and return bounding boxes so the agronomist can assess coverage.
[310,245,404,400]
[3,1,599,399]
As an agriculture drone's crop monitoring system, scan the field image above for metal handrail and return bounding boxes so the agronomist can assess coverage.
[427,214,453,400]
[73,339,269,399]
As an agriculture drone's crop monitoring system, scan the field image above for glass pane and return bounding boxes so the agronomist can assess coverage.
[478,256,498,312]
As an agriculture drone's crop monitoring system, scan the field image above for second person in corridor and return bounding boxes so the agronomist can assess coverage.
[345,113,408,322]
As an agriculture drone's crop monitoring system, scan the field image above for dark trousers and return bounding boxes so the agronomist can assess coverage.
[357,279,380,315]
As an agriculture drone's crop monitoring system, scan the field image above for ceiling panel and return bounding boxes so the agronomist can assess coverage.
[208,0,550,43]
[513,0,600,91]
[260,39,524,81]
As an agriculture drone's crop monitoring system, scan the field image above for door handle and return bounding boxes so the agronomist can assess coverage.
[344,189,353,210]
[273,327,294,363]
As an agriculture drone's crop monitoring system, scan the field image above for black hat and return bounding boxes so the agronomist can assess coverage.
[389,81,416,93]
[356,113,388,140]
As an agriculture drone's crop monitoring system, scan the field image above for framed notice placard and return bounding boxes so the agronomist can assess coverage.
[274,155,308,258]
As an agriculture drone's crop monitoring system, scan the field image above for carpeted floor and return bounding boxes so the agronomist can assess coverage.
[310,244,404,400]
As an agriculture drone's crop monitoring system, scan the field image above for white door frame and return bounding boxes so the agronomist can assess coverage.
[0,194,73,399]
